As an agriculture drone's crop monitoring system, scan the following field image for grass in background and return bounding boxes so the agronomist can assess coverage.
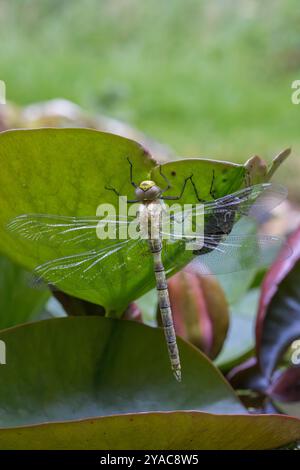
[0,0,299,191]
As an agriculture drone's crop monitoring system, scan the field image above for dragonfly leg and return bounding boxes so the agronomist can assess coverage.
[127,157,138,189]
[160,175,191,200]
[105,184,138,203]
[209,170,217,199]
[161,174,203,202]
[127,198,139,203]
[159,165,172,193]
[104,185,121,197]
[189,175,206,203]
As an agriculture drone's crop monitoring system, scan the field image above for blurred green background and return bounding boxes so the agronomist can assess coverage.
[0,0,299,192]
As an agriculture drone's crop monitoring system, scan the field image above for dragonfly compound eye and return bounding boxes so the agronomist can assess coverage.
[136,181,162,200]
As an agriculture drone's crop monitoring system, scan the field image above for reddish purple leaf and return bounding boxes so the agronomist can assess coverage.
[256,227,300,378]
[168,267,229,358]
[168,270,213,355]
[228,357,268,393]
[268,367,300,403]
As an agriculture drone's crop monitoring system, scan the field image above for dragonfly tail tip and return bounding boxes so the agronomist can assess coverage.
[173,368,182,383]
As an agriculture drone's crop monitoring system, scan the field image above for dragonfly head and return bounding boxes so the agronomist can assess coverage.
[136,180,162,201]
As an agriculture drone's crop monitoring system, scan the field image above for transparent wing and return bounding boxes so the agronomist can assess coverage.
[7,213,134,248]
[166,232,291,275]
[163,183,287,258]
[204,182,286,218]
[33,237,146,287]
[171,182,287,224]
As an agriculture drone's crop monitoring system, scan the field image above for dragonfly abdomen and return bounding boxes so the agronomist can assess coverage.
[148,238,182,382]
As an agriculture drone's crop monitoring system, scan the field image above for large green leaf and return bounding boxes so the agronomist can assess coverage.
[0,128,250,314]
[1,412,300,450]
[150,157,245,203]
[0,317,244,427]
[0,128,155,314]
[0,317,299,450]
[0,254,49,329]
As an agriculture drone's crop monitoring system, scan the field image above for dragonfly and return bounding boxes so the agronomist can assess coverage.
[7,158,289,382]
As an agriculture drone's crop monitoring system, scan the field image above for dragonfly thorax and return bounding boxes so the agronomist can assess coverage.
[135,180,162,201]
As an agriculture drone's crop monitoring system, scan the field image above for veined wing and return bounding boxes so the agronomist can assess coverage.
[33,238,145,287]
[171,182,287,224]
[204,182,287,218]
[166,232,291,275]
[7,213,135,248]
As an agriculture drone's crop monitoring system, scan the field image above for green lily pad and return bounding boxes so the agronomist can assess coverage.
[151,157,245,203]
[0,254,49,329]
[0,316,244,427]
[0,128,252,314]
[0,317,299,450]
